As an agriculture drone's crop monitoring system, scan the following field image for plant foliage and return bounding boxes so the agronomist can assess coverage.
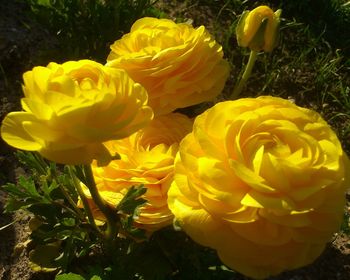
[25,0,161,61]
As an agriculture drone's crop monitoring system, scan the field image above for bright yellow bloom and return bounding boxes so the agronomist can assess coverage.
[106,17,229,115]
[84,113,193,231]
[168,96,349,279]
[236,6,281,52]
[1,60,153,165]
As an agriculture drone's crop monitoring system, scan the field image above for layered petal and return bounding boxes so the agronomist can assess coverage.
[106,17,230,115]
[1,60,153,165]
[168,96,349,279]
[83,113,193,232]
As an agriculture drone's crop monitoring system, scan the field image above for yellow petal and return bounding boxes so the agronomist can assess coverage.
[241,190,295,210]
[1,112,42,150]
[48,75,76,96]
[23,66,51,99]
[259,208,312,227]
[22,121,63,144]
[40,143,109,165]
[229,159,277,193]
[21,98,53,120]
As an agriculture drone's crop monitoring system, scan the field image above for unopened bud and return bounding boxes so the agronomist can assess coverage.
[236,6,281,52]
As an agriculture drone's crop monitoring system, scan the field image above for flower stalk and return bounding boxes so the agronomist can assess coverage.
[232,5,281,100]
[231,50,257,99]
[68,166,101,235]
[82,165,119,249]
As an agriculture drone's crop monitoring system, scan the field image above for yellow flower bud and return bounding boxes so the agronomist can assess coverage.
[236,6,281,52]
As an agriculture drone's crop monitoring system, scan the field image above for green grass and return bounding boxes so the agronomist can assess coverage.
[25,0,163,62]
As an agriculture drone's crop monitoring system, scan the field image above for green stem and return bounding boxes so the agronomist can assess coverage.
[232,50,258,99]
[58,181,85,220]
[68,166,101,236]
[82,165,118,247]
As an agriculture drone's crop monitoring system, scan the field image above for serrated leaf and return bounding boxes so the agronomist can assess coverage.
[10,176,48,202]
[3,197,32,212]
[2,182,27,197]
[18,176,40,197]
[117,185,147,215]
[41,178,59,197]
[16,151,47,175]
[55,273,86,280]
[120,215,146,240]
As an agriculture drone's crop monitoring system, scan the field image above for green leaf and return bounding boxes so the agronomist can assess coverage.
[3,197,31,212]
[41,177,59,198]
[116,185,148,239]
[29,217,43,231]
[29,243,61,272]
[18,176,41,198]
[55,273,86,280]
[3,176,50,203]
[61,217,76,227]
[57,171,79,202]
[117,185,147,215]
[90,276,102,280]
[16,151,48,175]
[120,215,146,240]
[2,182,26,197]
[28,203,61,222]
[2,176,51,212]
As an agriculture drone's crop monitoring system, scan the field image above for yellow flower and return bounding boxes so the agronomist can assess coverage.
[236,6,281,52]
[168,96,349,279]
[85,113,193,231]
[1,60,153,165]
[106,17,229,115]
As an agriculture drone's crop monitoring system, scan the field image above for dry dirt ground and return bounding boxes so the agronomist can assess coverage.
[0,1,350,280]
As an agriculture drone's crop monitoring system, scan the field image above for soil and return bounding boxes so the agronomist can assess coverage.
[0,1,349,280]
